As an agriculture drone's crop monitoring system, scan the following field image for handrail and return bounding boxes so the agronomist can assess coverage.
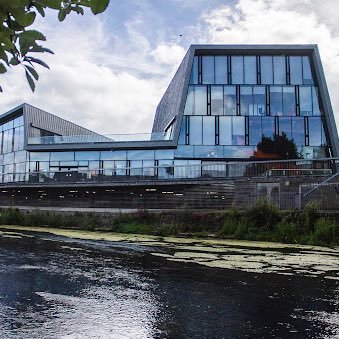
[28,131,172,144]
[302,172,339,197]
[0,157,336,185]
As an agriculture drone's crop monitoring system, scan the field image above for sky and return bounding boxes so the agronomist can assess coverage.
[1,0,339,135]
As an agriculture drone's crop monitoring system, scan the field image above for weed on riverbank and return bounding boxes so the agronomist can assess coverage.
[0,201,338,246]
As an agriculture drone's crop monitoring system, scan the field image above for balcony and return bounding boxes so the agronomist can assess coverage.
[28,132,172,145]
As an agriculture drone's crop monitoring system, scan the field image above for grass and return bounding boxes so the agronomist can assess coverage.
[0,201,338,247]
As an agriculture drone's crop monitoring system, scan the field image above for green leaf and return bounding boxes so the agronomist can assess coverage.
[35,0,62,10]
[73,6,84,15]
[34,4,45,17]
[25,56,49,69]
[25,69,35,91]
[9,57,20,66]
[21,30,46,42]
[0,47,9,64]
[0,63,7,74]
[12,9,36,27]
[25,65,39,80]
[58,8,66,21]
[0,0,23,8]
[90,0,109,14]
[29,45,54,54]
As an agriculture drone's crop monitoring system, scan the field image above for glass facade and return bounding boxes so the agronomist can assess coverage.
[0,115,26,183]
[182,53,330,160]
[0,50,334,184]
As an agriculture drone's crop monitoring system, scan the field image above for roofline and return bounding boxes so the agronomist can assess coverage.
[189,44,318,50]
[0,103,26,122]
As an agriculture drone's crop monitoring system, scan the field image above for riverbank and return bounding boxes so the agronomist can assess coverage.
[0,200,338,246]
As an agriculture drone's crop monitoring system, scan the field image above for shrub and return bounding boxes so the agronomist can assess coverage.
[302,202,319,232]
[276,221,298,244]
[311,218,338,246]
[217,209,238,237]
[245,199,281,231]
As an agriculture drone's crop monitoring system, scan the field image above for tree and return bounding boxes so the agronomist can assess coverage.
[0,0,110,92]
[256,133,300,160]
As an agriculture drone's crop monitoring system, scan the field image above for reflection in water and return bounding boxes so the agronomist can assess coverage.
[0,228,338,338]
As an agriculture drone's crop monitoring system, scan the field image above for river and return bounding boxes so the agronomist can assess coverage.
[0,226,338,338]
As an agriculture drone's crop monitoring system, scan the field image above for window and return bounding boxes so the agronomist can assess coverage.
[30,152,50,161]
[75,151,100,161]
[282,87,296,116]
[202,56,214,84]
[203,116,215,145]
[178,117,187,145]
[260,56,273,84]
[127,150,154,160]
[302,56,313,85]
[292,117,305,145]
[308,117,322,146]
[289,56,302,84]
[195,86,207,115]
[195,146,223,158]
[158,159,174,179]
[223,86,237,115]
[219,116,232,145]
[299,86,312,116]
[253,86,266,115]
[100,150,127,160]
[190,56,199,84]
[115,161,126,176]
[155,149,174,159]
[240,86,254,115]
[279,117,292,139]
[189,116,202,145]
[270,86,283,116]
[312,86,321,115]
[262,117,275,138]
[184,86,207,115]
[232,117,245,145]
[184,86,194,115]
[211,86,224,115]
[50,152,74,161]
[215,56,228,84]
[231,56,244,84]
[244,56,257,84]
[273,56,286,84]
[249,117,262,145]
[143,160,155,177]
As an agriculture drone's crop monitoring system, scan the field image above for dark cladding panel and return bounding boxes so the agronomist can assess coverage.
[152,49,194,135]
[24,104,100,139]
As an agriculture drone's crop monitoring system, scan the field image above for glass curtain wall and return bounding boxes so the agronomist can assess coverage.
[0,115,26,183]
[181,53,329,159]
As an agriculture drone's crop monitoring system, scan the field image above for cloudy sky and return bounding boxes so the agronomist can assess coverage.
[1,0,339,135]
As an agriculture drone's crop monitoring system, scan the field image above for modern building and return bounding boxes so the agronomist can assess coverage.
[1,45,338,209]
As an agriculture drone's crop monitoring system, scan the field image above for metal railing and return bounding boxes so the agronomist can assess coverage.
[28,132,172,145]
[0,157,337,185]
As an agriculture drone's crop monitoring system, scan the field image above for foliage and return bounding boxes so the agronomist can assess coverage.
[257,132,300,160]
[311,218,338,246]
[245,199,281,231]
[0,205,338,246]
[0,0,110,91]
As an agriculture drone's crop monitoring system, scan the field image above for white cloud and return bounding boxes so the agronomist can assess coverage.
[0,13,185,135]
[151,43,186,66]
[1,0,339,135]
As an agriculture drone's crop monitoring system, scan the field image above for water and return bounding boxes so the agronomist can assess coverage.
[0,227,338,338]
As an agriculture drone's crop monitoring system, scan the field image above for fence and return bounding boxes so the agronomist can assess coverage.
[299,182,339,210]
